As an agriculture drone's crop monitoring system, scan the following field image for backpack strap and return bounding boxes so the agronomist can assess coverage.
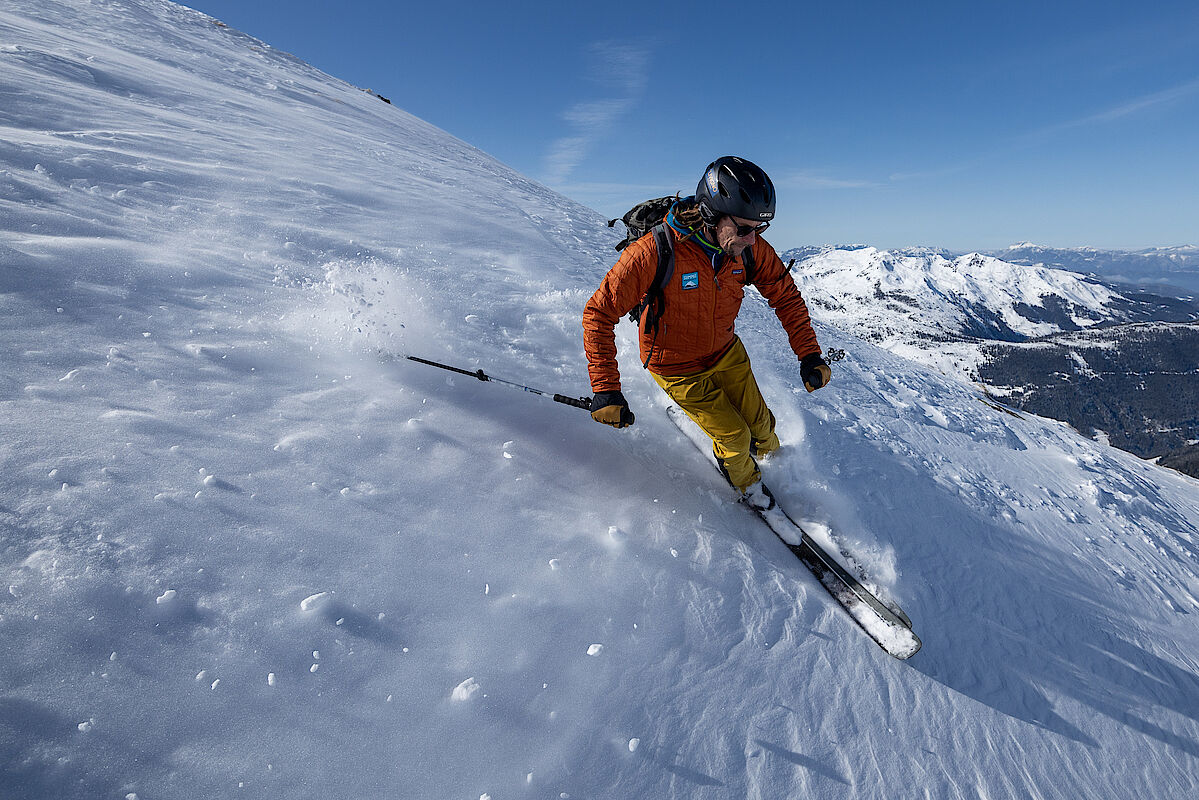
[651,224,675,299]
[740,242,756,284]
[639,223,675,368]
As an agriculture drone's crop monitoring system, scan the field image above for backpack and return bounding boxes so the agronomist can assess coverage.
[608,196,677,252]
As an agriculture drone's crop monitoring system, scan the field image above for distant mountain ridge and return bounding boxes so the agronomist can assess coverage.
[786,243,1199,294]
[779,245,1199,476]
[987,243,1199,294]
[779,245,1198,366]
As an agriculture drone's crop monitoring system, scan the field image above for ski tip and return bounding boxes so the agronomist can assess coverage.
[886,629,922,660]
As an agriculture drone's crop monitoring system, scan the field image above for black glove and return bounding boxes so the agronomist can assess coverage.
[800,354,831,393]
[590,390,635,428]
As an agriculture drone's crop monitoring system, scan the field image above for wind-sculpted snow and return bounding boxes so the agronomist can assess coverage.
[3,2,1199,799]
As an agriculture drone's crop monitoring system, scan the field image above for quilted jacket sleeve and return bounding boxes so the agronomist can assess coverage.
[749,241,822,362]
[582,235,658,393]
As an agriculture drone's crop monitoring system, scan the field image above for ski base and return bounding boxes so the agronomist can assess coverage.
[666,405,922,660]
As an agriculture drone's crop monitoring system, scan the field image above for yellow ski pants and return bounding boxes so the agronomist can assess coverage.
[652,337,779,492]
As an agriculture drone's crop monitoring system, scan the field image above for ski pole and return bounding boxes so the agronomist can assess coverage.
[405,355,593,411]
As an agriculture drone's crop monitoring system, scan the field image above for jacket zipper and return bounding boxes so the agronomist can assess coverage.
[710,252,723,351]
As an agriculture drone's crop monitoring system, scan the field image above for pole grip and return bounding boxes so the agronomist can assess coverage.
[554,394,593,410]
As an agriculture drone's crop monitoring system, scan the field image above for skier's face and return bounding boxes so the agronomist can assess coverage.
[715,215,766,258]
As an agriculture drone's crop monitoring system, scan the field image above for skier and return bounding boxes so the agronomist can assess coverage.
[582,156,831,509]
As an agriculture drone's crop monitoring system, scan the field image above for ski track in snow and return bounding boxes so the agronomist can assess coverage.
[2,2,1199,799]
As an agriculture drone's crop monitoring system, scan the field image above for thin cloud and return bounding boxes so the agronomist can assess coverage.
[1026,75,1199,140]
[562,98,633,128]
[887,161,979,183]
[1080,75,1199,122]
[552,180,678,195]
[543,137,591,186]
[783,171,884,190]
[886,76,1199,184]
[542,43,648,186]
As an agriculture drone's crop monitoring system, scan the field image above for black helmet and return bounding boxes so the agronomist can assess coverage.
[696,156,776,224]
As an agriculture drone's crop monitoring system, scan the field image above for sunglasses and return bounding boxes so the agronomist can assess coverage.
[733,220,770,238]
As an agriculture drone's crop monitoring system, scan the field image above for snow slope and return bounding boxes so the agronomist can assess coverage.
[4,2,1199,798]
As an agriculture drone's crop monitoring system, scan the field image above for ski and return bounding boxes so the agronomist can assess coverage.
[666,404,922,660]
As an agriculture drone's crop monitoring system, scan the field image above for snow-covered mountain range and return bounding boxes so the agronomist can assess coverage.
[781,245,1198,372]
[779,245,1199,473]
[3,2,1199,799]
[990,243,1199,294]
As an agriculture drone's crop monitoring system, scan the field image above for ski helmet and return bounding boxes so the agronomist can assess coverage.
[696,156,776,224]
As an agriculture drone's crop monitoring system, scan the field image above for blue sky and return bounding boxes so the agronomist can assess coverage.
[184,0,1199,251]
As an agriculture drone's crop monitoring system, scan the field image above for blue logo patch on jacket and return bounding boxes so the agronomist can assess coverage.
[681,271,699,290]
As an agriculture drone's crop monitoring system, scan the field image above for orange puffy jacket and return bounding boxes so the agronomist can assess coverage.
[582,226,822,392]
